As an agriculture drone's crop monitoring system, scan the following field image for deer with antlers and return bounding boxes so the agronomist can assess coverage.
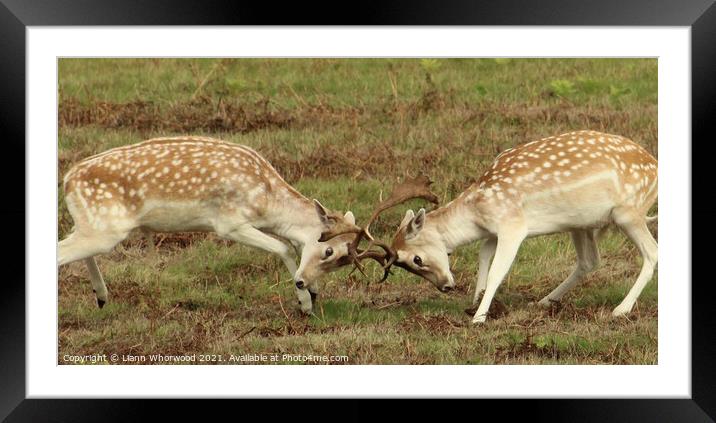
[58,136,360,314]
[323,130,658,324]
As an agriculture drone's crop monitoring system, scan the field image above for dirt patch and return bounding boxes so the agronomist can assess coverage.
[494,333,563,363]
[265,141,457,182]
[251,320,347,338]
[115,232,234,252]
[266,142,397,181]
[59,97,368,135]
[109,279,156,307]
[256,326,285,337]
[58,95,655,183]
[59,97,295,134]
[401,312,466,335]
[464,297,509,320]
[540,300,606,321]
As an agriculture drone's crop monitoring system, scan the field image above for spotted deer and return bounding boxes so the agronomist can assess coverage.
[323,130,658,324]
[58,136,360,314]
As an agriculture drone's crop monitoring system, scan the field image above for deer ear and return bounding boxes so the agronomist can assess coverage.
[413,208,426,228]
[400,209,415,229]
[314,199,331,225]
[406,208,426,239]
[343,211,356,225]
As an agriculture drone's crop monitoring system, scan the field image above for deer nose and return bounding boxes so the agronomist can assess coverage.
[440,285,454,293]
[295,280,305,289]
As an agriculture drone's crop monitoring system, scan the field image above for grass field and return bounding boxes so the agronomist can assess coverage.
[58,58,658,364]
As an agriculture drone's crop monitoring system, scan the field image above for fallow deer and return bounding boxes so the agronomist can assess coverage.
[58,136,360,314]
[324,130,658,324]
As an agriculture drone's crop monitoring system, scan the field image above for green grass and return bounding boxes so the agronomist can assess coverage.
[58,58,657,106]
[58,58,657,364]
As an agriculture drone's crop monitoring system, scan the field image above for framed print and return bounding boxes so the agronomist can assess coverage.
[3,0,713,420]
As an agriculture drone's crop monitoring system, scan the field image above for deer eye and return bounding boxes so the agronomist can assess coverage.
[324,247,334,258]
[413,255,423,267]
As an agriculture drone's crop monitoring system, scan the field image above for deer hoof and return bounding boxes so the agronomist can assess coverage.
[471,314,487,324]
[537,298,552,307]
[612,304,632,317]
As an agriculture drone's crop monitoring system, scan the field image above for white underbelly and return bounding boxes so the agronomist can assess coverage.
[522,172,617,236]
[137,200,217,232]
[525,205,612,236]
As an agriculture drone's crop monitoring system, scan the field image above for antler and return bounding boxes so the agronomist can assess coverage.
[321,175,439,242]
[321,174,439,282]
[362,174,439,241]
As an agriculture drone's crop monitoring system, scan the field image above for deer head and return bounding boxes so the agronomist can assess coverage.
[318,174,440,283]
[292,200,364,291]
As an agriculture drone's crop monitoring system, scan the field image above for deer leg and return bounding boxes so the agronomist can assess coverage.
[611,208,658,317]
[538,229,600,306]
[60,231,118,265]
[221,225,298,272]
[58,231,128,307]
[473,237,497,305]
[472,226,526,324]
[84,257,108,308]
[221,225,312,314]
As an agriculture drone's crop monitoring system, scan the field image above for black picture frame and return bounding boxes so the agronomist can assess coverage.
[2,0,712,421]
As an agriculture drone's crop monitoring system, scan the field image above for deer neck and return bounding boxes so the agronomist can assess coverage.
[428,199,485,253]
[263,192,323,246]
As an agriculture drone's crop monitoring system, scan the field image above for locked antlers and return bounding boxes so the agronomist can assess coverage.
[320,175,439,281]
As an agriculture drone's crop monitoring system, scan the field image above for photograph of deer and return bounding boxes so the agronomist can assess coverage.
[323,130,657,324]
[57,58,659,364]
[58,136,360,314]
